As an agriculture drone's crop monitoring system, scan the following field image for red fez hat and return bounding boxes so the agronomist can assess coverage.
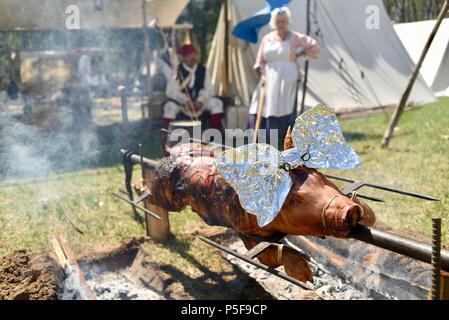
[177,44,197,57]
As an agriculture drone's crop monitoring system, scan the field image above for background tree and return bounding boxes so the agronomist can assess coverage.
[384,0,447,22]
[177,0,222,64]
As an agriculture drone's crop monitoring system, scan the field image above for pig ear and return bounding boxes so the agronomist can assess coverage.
[292,105,362,170]
[283,126,294,150]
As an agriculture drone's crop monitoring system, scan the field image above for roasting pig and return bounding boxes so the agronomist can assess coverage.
[137,131,375,284]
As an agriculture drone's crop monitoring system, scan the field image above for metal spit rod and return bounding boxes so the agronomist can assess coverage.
[324,174,439,201]
[349,224,449,271]
[112,192,161,221]
[121,149,159,170]
[128,133,439,202]
[198,236,314,291]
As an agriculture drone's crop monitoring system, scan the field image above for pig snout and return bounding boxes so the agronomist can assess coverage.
[323,196,362,237]
[344,203,362,227]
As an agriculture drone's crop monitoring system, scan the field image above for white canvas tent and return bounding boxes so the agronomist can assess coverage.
[208,0,436,113]
[394,18,449,97]
[0,0,189,30]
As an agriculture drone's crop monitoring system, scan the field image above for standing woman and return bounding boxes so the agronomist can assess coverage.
[249,7,320,146]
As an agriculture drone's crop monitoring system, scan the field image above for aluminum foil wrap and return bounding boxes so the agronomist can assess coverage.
[216,144,292,227]
[289,105,361,170]
[216,105,361,227]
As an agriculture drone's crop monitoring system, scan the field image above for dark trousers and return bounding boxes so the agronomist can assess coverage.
[247,113,295,149]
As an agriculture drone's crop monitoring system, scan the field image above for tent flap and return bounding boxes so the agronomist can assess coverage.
[395,18,449,97]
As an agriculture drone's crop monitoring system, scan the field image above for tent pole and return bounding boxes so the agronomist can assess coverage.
[171,29,177,63]
[381,0,449,149]
[222,0,230,97]
[141,0,152,98]
[299,0,311,116]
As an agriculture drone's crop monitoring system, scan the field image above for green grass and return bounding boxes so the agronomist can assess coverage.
[0,166,145,256]
[328,97,449,242]
[0,98,448,258]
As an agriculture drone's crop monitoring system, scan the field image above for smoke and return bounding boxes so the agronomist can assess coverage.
[0,108,100,180]
[0,2,162,208]
[0,3,131,179]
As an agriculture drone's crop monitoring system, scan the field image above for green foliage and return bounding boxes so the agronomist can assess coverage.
[177,0,222,64]
[383,0,447,23]
[326,97,449,243]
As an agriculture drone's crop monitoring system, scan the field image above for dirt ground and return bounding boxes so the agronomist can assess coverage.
[0,250,64,300]
[0,235,279,300]
[2,222,430,300]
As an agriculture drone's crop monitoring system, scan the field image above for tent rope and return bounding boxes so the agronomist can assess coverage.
[309,3,363,107]
[317,0,384,108]
[309,4,363,108]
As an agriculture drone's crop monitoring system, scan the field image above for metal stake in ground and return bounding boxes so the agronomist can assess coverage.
[431,217,442,300]
[381,0,449,149]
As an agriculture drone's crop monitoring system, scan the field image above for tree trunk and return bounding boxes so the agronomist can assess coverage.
[411,1,418,21]
[427,0,434,19]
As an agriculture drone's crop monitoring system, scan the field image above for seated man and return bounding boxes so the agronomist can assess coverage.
[163,44,224,130]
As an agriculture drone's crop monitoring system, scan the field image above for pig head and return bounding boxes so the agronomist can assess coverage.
[277,127,375,238]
